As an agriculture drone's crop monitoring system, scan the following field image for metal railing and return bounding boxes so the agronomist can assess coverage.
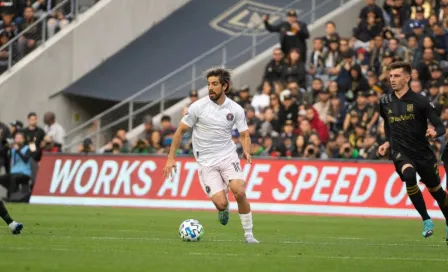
[63,0,352,151]
[0,0,99,74]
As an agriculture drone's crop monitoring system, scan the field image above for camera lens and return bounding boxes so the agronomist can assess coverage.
[344,147,350,153]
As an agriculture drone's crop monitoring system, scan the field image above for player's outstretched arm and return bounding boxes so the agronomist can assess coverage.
[162,122,190,179]
[239,130,252,164]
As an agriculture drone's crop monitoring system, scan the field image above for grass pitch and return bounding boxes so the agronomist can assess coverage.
[0,204,447,271]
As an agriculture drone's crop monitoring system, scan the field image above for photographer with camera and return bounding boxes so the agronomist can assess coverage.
[131,138,151,154]
[78,138,95,154]
[303,144,320,159]
[104,137,123,154]
[339,142,360,159]
[0,132,31,201]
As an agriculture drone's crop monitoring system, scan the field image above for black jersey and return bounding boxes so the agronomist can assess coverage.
[380,90,445,160]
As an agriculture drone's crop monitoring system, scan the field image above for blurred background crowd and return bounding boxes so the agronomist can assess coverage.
[7,0,448,164]
[96,0,448,161]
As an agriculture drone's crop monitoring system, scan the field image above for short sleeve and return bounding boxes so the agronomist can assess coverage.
[235,107,248,132]
[181,103,198,128]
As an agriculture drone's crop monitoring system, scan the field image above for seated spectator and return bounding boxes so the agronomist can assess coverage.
[313,88,331,124]
[0,131,31,200]
[358,0,384,27]
[0,13,17,39]
[278,92,298,128]
[322,21,340,48]
[263,47,286,84]
[402,6,429,36]
[18,7,41,59]
[116,129,130,153]
[189,90,199,104]
[307,37,326,79]
[359,133,379,160]
[138,115,154,142]
[234,85,252,109]
[251,80,272,115]
[304,106,329,144]
[383,0,411,29]
[131,139,151,154]
[323,34,343,79]
[353,10,383,46]
[149,130,164,154]
[103,136,123,154]
[432,23,448,60]
[78,138,95,154]
[43,111,65,149]
[327,94,346,133]
[0,31,10,73]
[410,0,432,20]
[282,48,306,87]
[47,9,69,38]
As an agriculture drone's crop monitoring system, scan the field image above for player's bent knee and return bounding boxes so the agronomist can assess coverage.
[402,166,416,184]
[213,201,228,211]
[233,190,247,202]
[211,192,228,211]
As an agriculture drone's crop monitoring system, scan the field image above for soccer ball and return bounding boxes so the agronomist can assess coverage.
[178,219,204,242]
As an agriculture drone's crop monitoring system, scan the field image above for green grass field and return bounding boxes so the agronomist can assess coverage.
[0,204,448,271]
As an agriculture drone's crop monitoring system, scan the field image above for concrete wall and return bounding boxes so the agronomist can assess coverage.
[0,0,191,128]
[126,0,365,141]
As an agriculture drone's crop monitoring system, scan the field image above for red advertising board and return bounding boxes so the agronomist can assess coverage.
[30,154,448,219]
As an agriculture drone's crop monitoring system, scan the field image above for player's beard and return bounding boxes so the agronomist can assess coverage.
[208,89,223,101]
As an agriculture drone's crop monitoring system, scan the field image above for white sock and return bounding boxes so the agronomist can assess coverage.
[239,212,253,236]
[8,221,17,230]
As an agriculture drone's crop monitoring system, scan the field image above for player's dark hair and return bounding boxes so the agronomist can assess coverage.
[205,67,231,92]
[388,61,412,75]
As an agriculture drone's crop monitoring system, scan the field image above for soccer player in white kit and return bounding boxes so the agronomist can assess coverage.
[162,68,259,243]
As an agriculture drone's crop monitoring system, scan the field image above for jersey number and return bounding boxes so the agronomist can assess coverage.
[232,162,242,172]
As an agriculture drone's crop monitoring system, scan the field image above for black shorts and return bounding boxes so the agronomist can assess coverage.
[392,151,440,187]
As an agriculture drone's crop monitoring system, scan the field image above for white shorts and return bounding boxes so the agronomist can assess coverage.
[197,152,245,198]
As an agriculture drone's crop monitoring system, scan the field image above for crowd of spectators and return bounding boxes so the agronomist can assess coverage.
[0,0,100,73]
[0,111,66,201]
[99,0,448,162]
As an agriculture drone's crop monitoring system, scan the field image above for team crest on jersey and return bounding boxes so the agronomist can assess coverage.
[407,104,413,112]
[226,113,234,121]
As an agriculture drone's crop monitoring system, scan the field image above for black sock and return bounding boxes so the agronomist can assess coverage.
[429,186,448,226]
[407,184,431,221]
[0,200,12,225]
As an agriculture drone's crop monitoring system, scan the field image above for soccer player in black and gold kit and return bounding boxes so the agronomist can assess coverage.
[379,61,448,239]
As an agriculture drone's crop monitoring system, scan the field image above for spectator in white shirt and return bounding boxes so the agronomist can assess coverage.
[43,111,65,148]
[251,81,272,115]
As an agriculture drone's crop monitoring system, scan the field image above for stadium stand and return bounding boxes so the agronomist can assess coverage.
[0,0,100,74]
[3,0,448,163]
[70,0,445,163]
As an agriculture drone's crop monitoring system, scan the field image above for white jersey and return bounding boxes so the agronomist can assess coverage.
[181,96,248,167]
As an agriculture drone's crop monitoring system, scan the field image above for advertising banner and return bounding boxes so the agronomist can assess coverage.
[30,154,448,218]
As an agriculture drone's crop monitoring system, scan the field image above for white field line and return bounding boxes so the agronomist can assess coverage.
[5,234,445,247]
[188,252,448,262]
[1,245,447,262]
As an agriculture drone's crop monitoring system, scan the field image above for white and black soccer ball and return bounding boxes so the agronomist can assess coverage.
[178,219,204,242]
